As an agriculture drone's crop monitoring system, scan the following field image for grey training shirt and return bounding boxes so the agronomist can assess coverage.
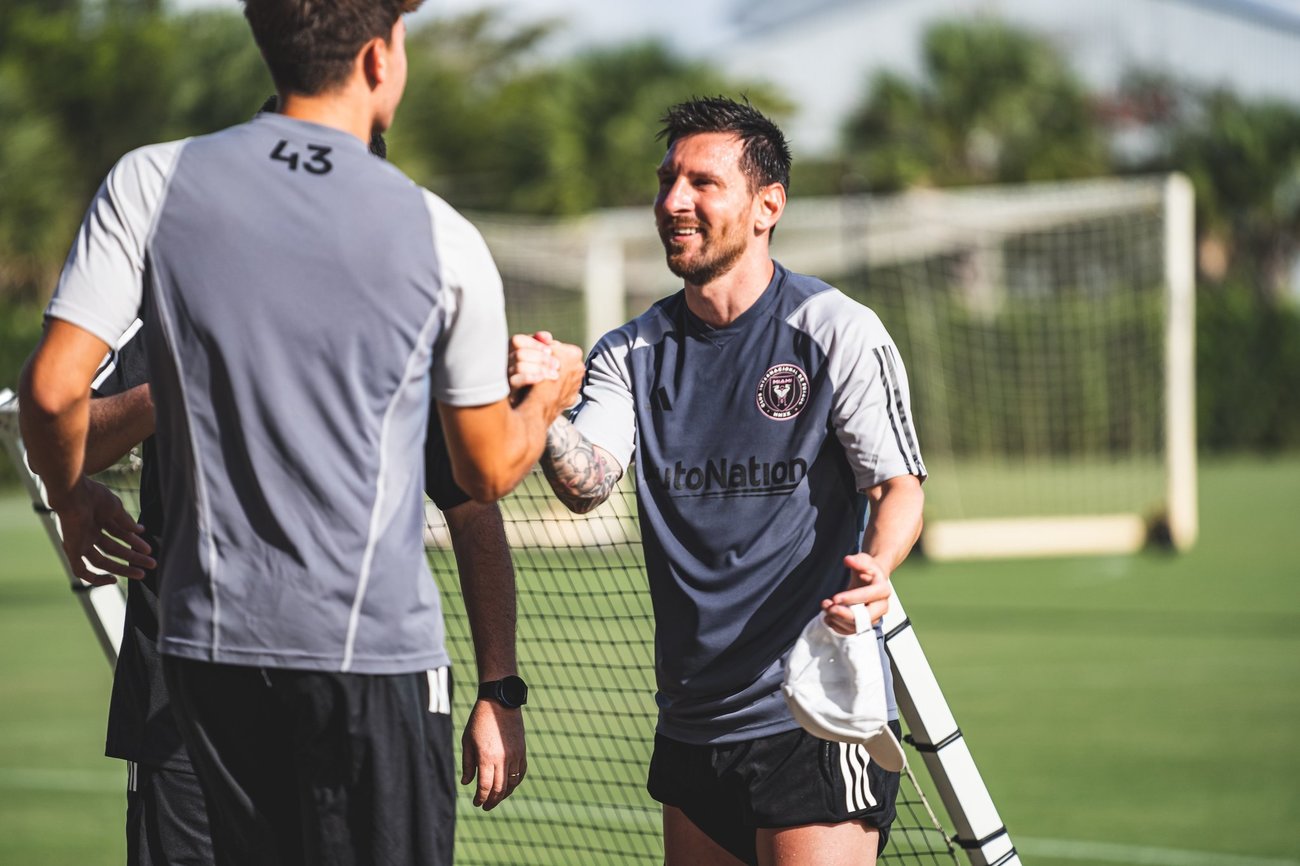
[47,114,509,674]
[572,263,926,744]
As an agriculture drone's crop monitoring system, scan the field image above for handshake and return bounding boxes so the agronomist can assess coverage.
[507,331,585,412]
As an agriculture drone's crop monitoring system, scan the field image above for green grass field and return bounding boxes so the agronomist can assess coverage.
[1,456,1297,865]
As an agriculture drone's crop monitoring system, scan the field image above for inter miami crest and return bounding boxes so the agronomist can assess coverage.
[756,363,809,421]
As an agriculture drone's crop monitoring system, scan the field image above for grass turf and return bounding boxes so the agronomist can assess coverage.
[0,456,1296,865]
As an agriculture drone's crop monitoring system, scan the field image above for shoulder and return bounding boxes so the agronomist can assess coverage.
[101,139,189,207]
[417,188,495,266]
[419,188,485,240]
[780,273,892,347]
[90,140,188,246]
[592,293,679,356]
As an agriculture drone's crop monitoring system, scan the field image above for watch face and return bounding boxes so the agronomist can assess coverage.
[500,675,528,707]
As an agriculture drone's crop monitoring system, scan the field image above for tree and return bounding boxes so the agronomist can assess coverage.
[1168,91,1300,296]
[392,15,787,214]
[842,20,1107,191]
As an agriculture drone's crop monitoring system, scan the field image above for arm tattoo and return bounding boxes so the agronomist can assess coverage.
[541,417,622,514]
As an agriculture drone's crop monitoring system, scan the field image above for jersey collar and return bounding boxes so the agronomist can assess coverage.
[680,260,788,346]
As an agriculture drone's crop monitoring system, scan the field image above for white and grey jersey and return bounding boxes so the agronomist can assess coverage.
[47,113,509,674]
[572,262,925,745]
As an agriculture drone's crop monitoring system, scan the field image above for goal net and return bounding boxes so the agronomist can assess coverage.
[431,473,973,866]
[13,174,1184,863]
[475,173,1198,560]
[0,392,1013,865]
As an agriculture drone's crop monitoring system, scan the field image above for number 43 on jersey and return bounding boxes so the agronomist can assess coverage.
[270,140,333,175]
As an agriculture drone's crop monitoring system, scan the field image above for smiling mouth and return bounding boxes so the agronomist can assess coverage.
[662,224,703,242]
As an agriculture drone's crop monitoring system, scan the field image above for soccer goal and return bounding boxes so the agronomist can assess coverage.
[1,391,1019,866]
[0,389,127,660]
[475,174,1198,561]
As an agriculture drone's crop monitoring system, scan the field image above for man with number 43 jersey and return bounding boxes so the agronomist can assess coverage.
[19,2,583,865]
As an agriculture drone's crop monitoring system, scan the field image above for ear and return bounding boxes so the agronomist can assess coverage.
[753,182,787,236]
[360,36,387,90]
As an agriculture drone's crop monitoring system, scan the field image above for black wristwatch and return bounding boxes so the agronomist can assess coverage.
[478,675,528,709]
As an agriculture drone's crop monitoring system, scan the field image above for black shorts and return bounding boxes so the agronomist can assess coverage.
[163,657,455,866]
[126,761,214,866]
[647,721,902,865]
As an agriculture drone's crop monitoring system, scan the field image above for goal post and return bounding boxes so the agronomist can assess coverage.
[1162,173,1198,552]
[769,174,1197,560]
[480,175,1196,561]
[0,389,126,664]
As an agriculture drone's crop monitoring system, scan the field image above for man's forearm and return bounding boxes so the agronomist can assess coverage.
[85,384,153,475]
[862,476,925,571]
[446,500,518,681]
[539,416,622,514]
[19,321,117,504]
[439,341,584,503]
[19,359,90,507]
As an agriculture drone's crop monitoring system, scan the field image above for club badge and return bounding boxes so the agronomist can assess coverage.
[756,364,809,421]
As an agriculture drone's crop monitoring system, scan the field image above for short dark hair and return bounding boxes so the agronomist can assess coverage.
[242,0,423,96]
[658,96,792,192]
[257,94,387,158]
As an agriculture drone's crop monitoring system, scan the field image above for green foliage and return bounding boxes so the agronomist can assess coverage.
[843,20,1108,191]
[0,60,79,302]
[1171,92,1300,294]
[3,6,1297,457]
[392,21,788,214]
[1197,280,1300,452]
[164,12,274,140]
[0,302,44,486]
[0,4,270,305]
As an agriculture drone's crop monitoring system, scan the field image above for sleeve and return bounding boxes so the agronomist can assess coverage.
[824,301,926,489]
[45,142,184,348]
[423,191,511,408]
[91,320,149,399]
[568,327,637,473]
[423,402,472,512]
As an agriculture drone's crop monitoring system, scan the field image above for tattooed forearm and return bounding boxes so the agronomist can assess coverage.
[541,417,623,514]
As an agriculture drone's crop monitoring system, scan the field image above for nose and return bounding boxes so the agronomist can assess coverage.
[658,176,692,215]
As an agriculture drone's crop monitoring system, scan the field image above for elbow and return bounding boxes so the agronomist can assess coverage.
[454,465,524,504]
[18,357,79,424]
[560,493,604,515]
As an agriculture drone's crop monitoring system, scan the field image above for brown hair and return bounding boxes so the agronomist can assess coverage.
[242,0,423,96]
[659,96,791,193]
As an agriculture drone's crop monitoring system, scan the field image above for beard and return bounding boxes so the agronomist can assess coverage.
[660,219,748,285]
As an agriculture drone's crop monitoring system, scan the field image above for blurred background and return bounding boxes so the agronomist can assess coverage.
[1,1,1297,864]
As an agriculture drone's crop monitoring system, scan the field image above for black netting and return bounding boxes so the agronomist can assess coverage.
[91,462,957,864]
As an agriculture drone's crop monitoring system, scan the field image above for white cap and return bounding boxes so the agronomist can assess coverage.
[781,605,906,773]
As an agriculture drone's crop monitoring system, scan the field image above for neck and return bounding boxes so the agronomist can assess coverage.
[683,252,775,328]
[277,86,376,147]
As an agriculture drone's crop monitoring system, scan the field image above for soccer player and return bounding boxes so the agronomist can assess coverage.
[18,2,582,864]
[512,96,926,865]
[80,117,530,866]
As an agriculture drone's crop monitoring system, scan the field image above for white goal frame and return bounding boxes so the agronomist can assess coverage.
[0,388,126,665]
[476,174,1198,561]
